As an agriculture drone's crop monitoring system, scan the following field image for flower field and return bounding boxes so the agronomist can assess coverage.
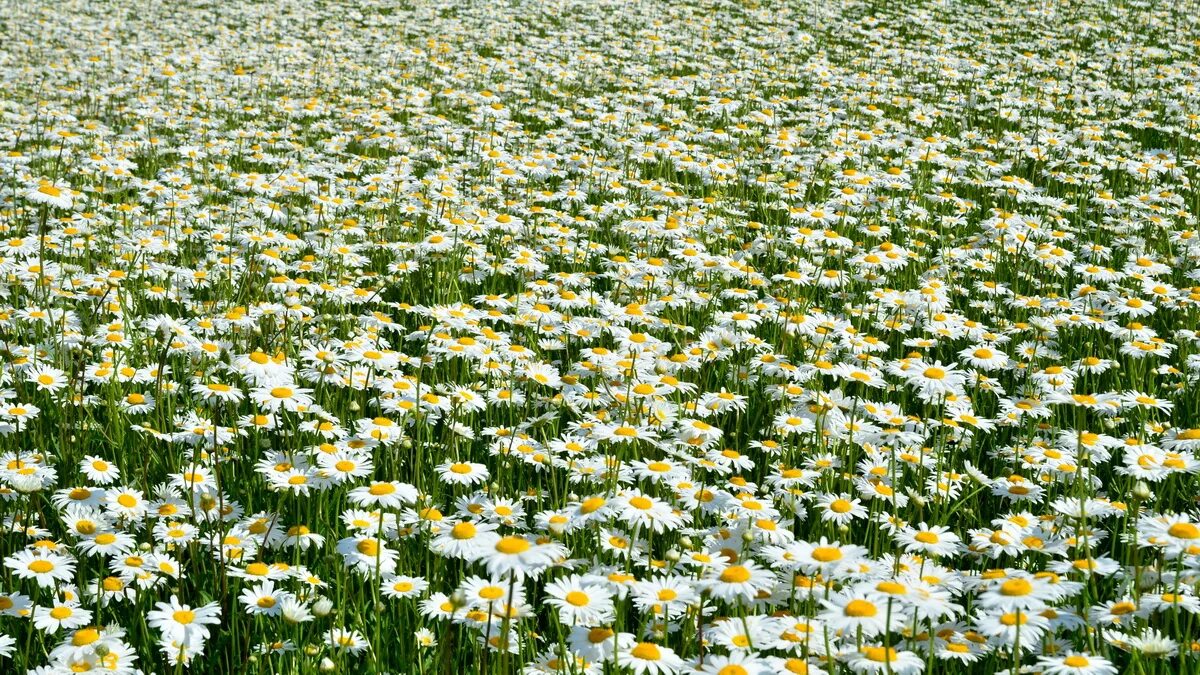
[3,0,1200,672]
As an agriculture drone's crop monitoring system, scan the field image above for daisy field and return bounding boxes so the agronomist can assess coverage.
[1,0,1200,673]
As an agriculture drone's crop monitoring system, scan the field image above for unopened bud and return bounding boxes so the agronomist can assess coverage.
[312,597,333,618]
[319,657,336,672]
[1133,481,1152,501]
[665,548,681,562]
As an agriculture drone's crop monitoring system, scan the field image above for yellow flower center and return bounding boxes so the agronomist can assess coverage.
[1169,523,1200,539]
[811,547,842,562]
[863,646,896,662]
[495,537,530,554]
[720,565,752,583]
[1000,579,1032,596]
[630,643,661,661]
[844,599,878,617]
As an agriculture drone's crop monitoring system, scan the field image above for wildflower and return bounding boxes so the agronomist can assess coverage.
[146,595,222,643]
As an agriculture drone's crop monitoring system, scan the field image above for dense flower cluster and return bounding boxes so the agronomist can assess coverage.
[1,0,1199,673]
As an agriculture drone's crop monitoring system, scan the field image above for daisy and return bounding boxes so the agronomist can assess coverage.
[894,523,961,557]
[615,491,685,534]
[595,422,660,447]
[4,550,76,588]
[336,535,398,576]
[251,384,315,412]
[191,380,245,404]
[105,485,152,522]
[279,596,315,624]
[146,595,222,643]
[27,365,69,393]
[819,592,902,638]
[0,592,32,617]
[703,560,777,603]
[79,456,120,484]
[430,519,500,560]
[32,602,93,633]
[1036,653,1118,675]
[326,628,370,654]
[844,646,925,674]
[348,481,418,509]
[544,575,615,625]
[619,639,684,675]
[238,581,291,616]
[814,493,868,525]
[977,573,1056,612]
[480,536,564,579]
[316,452,374,483]
[974,609,1051,651]
[904,361,966,401]
[436,460,490,486]
[792,538,868,575]
[75,530,136,557]
[461,575,525,609]
[567,625,622,662]
[26,182,74,209]
[380,575,429,599]
[958,345,1010,370]
[705,614,780,651]
[630,576,698,615]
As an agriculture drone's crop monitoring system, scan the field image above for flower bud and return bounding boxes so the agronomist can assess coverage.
[1132,481,1152,501]
[319,657,336,672]
[312,597,333,618]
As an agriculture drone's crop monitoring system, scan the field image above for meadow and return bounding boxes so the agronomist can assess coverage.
[2,0,1200,673]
